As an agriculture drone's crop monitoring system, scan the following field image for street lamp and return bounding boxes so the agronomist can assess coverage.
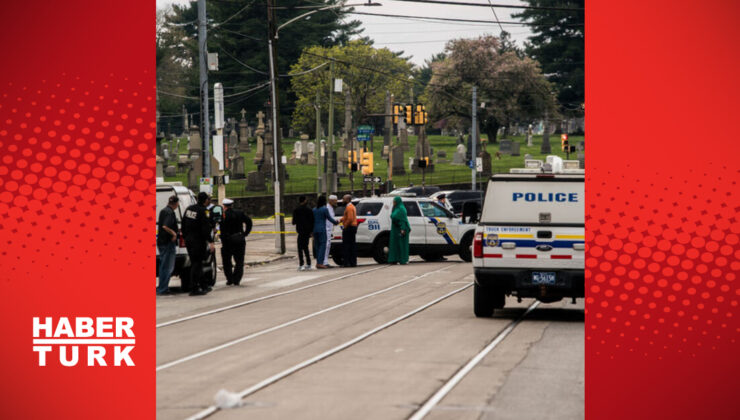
[275,2,383,39]
[266,0,382,254]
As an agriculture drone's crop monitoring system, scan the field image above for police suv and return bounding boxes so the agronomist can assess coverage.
[329,196,477,264]
[472,156,585,317]
[155,181,218,287]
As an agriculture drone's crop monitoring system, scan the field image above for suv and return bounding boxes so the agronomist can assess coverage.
[430,190,484,216]
[329,196,477,265]
[155,182,217,287]
[389,185,440,197]
[471,156,585,316]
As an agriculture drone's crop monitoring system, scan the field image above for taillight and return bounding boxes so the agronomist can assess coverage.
[473,232,484,259]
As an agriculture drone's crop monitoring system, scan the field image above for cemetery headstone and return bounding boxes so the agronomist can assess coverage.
[246,171,266,191]
[228,129,239,159]
[498,139,513,155]
[452,143,466,165]
[479,141,492,177]
[511,142,521,156]
[391,145,406,175]
[164,165,176,178]
[231,156,245,179]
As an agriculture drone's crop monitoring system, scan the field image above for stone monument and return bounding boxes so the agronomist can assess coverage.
[452,143,466,165]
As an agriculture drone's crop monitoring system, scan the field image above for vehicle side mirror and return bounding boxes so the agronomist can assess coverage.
[210,205,223,224]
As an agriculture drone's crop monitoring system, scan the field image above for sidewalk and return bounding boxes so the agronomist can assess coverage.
[218,218,297,268]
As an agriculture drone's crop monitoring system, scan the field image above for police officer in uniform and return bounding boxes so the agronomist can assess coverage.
[181,192,215,296]
[220,198,253,285]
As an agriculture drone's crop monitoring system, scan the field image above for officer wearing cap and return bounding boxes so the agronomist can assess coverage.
[181,192,215,295]
[220,198,253,286]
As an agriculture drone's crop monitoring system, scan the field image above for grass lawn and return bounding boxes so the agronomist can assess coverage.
[161,133,584,198]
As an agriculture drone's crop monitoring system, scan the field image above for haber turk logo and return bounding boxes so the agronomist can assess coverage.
[33,317,136,367]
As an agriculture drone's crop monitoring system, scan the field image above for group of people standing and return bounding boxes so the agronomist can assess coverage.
[292,194,358,270]
[157,192,413,296]
[292,194,411,270]
[157,192,252,296]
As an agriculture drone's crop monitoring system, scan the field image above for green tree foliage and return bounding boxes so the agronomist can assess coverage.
[156,7,193,133]
[159,0,362,131]
[513,0,584,114]
[423,36,557,143]
[289,40,413,135]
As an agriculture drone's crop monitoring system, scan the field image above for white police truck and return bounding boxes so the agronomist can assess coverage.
[472,156,585,317]
[329,196,478,265]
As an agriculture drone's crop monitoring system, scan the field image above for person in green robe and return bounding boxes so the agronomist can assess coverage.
[388,196,410,265]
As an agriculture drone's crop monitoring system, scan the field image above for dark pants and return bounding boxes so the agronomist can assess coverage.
[222,234,246,285]
[297,233,311,266]
[312,231,327,264]
[342,225,357,267]
[185,240,207,292]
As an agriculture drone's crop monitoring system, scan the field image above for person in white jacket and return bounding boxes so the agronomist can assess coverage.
[324,195,338,266]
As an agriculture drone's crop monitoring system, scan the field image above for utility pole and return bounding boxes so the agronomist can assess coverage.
[197,0,211,177]
[315,90,321,196]
[471,85,477,191]
[266,0,285,254]
[327,59,335,195]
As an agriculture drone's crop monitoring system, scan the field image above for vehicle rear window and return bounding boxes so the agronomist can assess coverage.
[157,190,183,222]
[356,202,383,216]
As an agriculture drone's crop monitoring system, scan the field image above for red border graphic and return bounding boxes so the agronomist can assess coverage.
[0,1,155,418]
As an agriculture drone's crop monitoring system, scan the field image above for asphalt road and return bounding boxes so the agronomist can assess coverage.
[156,255,584,420]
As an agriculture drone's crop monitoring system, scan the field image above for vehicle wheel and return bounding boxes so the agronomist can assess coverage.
[474,283,505,317]
[458,233,473,262]
[332,253,344,266]
[372,235,389,264]
[474,283,494,317]
[206,254,217,287]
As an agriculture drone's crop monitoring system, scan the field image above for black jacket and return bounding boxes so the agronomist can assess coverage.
[221,208,253,239]
[292,204,314,235]
[181,203,213,244]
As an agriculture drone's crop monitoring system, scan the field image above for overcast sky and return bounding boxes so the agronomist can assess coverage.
[157,0,533,66]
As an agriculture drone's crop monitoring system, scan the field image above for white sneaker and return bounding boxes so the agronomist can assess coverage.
[304,265,313,271]
[298,265,305,271]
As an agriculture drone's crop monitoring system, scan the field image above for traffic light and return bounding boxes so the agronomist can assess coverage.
[404,104,413,125]
[348,150,358,171]
[418,157,429,169]
[360,151,373,175]
[561,134,569,152]
[415,104,423,125]
[393,103,403,124]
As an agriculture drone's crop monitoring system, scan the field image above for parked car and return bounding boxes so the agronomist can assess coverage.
[329,196,477,265]
[430,190,484,216]
[389,185,440,197]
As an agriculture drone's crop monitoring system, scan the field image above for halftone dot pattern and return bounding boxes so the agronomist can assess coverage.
[0,74,155,282]
[586,165,739,358]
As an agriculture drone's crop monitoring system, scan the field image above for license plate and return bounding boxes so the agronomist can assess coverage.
[532,272,556,285]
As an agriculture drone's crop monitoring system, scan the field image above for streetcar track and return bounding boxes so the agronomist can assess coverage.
[184,281,474,420]
[407,300,541,420]
[157,265,389,328]
[157,264,454,372]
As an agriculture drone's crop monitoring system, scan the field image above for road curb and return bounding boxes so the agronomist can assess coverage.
[244,254,294,267]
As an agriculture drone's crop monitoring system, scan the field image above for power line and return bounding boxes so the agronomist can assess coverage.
[349,11,583,26]
[385,0,583,12]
